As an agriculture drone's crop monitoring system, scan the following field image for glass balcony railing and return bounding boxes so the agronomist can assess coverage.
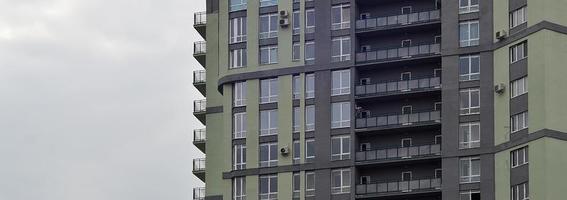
[194,100,206,113]
[194,128,206,143]
[355,76,441,97]
[356,178,441,195]
[356,10,440,30]
[356,144,441,162]
[356,43,440,63]
[193,70,206,84]
[356,110,441,129]
[194,41,206,55]
[193,187,205,200]
[193,158,206,172]
[194,12,206,26]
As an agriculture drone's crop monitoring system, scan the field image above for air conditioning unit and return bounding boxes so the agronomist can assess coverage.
[279,18,289,27]
[495,83,506,94]
[496,30,507,40]
[279,10,289,18]
[280,146,290,155]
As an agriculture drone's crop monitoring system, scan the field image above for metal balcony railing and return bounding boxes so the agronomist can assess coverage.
[356,110,441,129]
[356,144,441,162]
[356,43,440,63]
[194,41,206,55]
[194,100,206,113]
[355,76,441,96]
[193,158,206,172]
[356,178,441,195]
[194,128,206,143]
[194,12,206,26]
[193,70,206,84]
[356,10,440,30]
[193,187,205,200]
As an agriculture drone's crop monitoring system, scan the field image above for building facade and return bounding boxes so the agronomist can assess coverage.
[191,0,567,199]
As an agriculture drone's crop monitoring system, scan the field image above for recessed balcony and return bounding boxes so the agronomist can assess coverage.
[193,158,206,182]
[193,11,206,39]
[355,110,441,132]
[193,41,206,66]
[355,76,441,99]
[356,10,440,33]
[356,144,441,165]
[193,70,206,96]
[194,99,206,124]
[193,187,205,200]
[356,43,440,65]
[356,178,441,199]
[193,128,206,152]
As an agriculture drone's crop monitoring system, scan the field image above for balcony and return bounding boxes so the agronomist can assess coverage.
[356,10,440,33]
[193,128,206,152]
[194,99,206,124]
[356,110,441,131]
[355,76,441,99]
[193,70,206,96]
[356,178,441,198]
[194,11,206,39]
[193,158,206,182]
[356,43,440,65]
[193,41,206,66]
[356,144,441,165]
[193,187,205,200]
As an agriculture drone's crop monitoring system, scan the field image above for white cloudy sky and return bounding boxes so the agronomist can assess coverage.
[0,0,206,199]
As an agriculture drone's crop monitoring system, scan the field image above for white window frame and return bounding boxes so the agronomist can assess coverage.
[230,48,247,69]
[510,41,527,63]
[460,157,481,183]
[292,172,300,198]
[305,139,315,162]
[306,9,315,33]
[230,0,247,12]
[331,135,351,161]
[260,109,278,136]
[260,45,278,65]
[460,190,480,200]
[233,112,247,139]
[259,0,278,8]
[259,143,278,167]
[459,54,480,81]
[511,112,528,133]
[511,182,529,200]
[459,122,481,149]
[459,0,479,14]
[293,140,300,164]
[331,4,351,30]
[510,6,527,28]
[234,81,247,107]
[331,168,351,194]
[233,144,247,170]
[331,102,351,128]
[459,20,480,47]
[292,75,301,99]
[331,36,351,62]
[305,41,315,62]
[511,76,528,98]
[511,146,528,168]
[259,13,278,39]
[260,78,278,104]
[332,69,351,96]
[305,105,315,131]
[293,107,300,133]
[292,10,300,35]
[259,174,278,200]
[305,74,315,99]
[460,88,480,115]
[233,177,246,200]
[292,42,301,61]
[230,17,247,44]
[305,171,316,197]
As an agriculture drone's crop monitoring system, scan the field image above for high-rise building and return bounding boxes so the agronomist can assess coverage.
[191,0,567,199]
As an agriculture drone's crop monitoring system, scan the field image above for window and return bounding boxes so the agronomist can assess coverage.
[305,105,315,131]
[305,171,315,197]
[230,17,247,43]
[260,78,278,103]
[305,41,315,64]
[259,143,278,167]
[230,0,247,12]
[233,112,247,139]
[511,112,528,133]
[460,21,479,47]
[259,13,278,39]
[331,4,350,30]
[460,190,480,200]
[259,0,277,7]
[331,135,350,160]
[460,122,481,149]
[512,182,529,200]
[306,9,315,33]
[332,102,351,128]
[260,45,278,65]
[305,139,315,162]
[332,70,351,96]
[233,144,246,170]
[260,109,278,136]
[234,81,247,107]
[293,107,300,133]
[305,74,315,98]
[510,7,527,28]
[293,140,300,164]
[511,76,528,98]
[233,177,246,200]
[293,11,300,35]
[459,54,480,81]
[293,172,300,198]
[510,41,527,63]
[511,146,529,168]
[230,48,247,69]
[459,0,479,14]
[331,36,351,62]
[460,157,481,183]
[460,88,480,115]
[331,168,351,194]
[292,42,300,61]
[259,174,277,200]
[292,75,301,99]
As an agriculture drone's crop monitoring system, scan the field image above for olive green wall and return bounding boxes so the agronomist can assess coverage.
[527,0,567,27]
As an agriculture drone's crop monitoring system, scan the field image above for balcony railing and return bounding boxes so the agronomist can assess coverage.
[194,41,206,55]
[193,187,205,200]
[356,144,441,162]
[356,43,440,63]
[356,110,441,129]
[194,100,206,113]
[194,12,206,26]
[356,178,441,195]
[193,158,206,172]
[355,76,441,97]
[193,70,206,84]
[194,128,206,143]
[356,10,440,30]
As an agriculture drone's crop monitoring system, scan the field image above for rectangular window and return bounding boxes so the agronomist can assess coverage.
[259,13,278,39]
[331,168,351,194]
[510,7,527,28]
[259,0,277,7]
[293,10,300,35]
[460,157,481,183]
[233,177,246,200]
[230,48,247,69]
[260,78,278,103]
[331,36,351,62]
[459,0,479,14]
[460,88,480,115]
[305,41,315,63]
[293,140,300,164]
[305,73,315,99]
[305,105,315,131]
[233,144,247,170]
[305,139,315,162]
[260,45,278,65]
[460,190,480,200]
[511,182,529,200]
[259,143,278,167]
[293,107,300,133]
[305,171,315,197]
[459,54,480,81]
[292,42,300,61]
[460,20,480,47]
[331,135,351,160]
[511,76,528,98]
[460,122,481,149]
[259,174,278,200]
[332,102,351,128]
[332,69,351,96]
[233,112,247,139]
[331,4,350,30]
[511,146,529,168]
[260,109,278,136]
[292,75,301,99]
[511,112,528,133]
[230,17,247,44]
[510,41,528,63]
[230,0,247,12]
[234,81,247,107]
[306,9,315,33]
[293,172,300,198]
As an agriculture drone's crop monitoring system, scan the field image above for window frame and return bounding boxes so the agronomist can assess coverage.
[459,54,480,81]
[459,190,481,200]
[331,168,351,194]
[510,6,527,28]
[331,69,351,96]
[230,48,247,69]
[511,182,529,200]
[233,177,246,200]
[234,81,247,107]
[510,41,528,63]
[511,146,529,168]
[230,0,247,12]
[260,78,278,104]
[459,20,480,47]
[259,13,278,39]
[460,88,480,115]
[260,109,279,136]
[305,139,315,162]
[331,102,351,128]
[305,171,316,197]
[459,122,481,149]
[260,45,278,65]
[460,156,481,183]
[305,9,316,33]
[293,107,301,133]
[511,76,528,98]
[331,4,351,30]
[305,73,315,99]
[511,112,528,133]
[331,36,351,62]
[305,105,315,131]
[331,135,351,161]
[233,112,247,139]
[259,143,278,167]
[230,17,247,44]
[459,0,479,14]
[305,41,315,63]
[233,144,247,170]
[259,174,278,200]
[259,0,278,8]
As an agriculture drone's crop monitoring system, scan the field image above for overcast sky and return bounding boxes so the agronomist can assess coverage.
[0,0,206,199]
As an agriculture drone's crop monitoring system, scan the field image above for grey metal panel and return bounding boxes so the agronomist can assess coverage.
[259,135,278,143]
[228,42,247,50]
[229,10,247,18]
[510,164,529,185]
[509,58,528,81]
[510,23,528,35]
[205,195,223,200]
[233,106,246,113]
[259,102,278,110]
[259,38,278,46]
[509,0,528,12]
[206,0,219,14]
[510,94,528,115]
[259,5,278,14]
[232,138,246,145]
[207,106,223,114]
